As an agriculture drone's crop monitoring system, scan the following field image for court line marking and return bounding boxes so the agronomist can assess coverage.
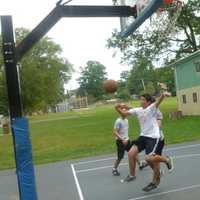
[75,153,200,173]
[76,163,128,173]
[30,114,94,124]
[128,184,200,200]
[71,164,84,200]
[74,156,116,166]
[175,153,200,159]
[73,143,200,166]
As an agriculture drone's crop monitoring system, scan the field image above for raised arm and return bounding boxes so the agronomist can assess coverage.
[155,92,171,108]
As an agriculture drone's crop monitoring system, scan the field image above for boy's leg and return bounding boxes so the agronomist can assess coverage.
[128,145,138,177]
[145,139,174,172]
[150,161,161,185]
[145,155,173,171]
[143,161,161,192]
[122,137,146,182]
[112,140,125,176]
[113,158,122,170]
[121,145,138,182]
[138,159,149,170]
[142,138,161,192]
[127,140,141,167]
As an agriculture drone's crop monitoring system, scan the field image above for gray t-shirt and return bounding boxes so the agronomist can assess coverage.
[114,118,129,140]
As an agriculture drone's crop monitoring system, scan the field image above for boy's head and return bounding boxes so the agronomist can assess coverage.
[140,93,155,108]
[118,103,127,118]
[119,103,126,109]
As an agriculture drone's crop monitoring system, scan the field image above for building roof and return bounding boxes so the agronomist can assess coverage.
[168,50,200,68]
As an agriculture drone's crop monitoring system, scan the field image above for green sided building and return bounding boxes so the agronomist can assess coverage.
[172,50,200,115]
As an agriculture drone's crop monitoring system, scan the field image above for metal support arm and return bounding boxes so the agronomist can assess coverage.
[16,5,135,61]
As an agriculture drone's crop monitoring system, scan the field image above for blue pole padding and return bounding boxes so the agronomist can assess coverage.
[12,117,38,200]
[121,0,164,37]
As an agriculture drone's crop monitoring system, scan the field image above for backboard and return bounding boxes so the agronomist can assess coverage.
[117,0,137,32]
[116,0,164,37]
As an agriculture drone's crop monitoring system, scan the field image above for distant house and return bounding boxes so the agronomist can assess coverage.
[171,50,200,115]
[53,96,88,113]
[69,96,88,110]
[55,100,70,113]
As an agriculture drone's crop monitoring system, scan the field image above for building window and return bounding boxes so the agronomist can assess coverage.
[193,93,197,103]
[194,61,200,72]
[182,95,187,104]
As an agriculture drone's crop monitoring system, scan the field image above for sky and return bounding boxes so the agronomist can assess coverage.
[0,0,131,90]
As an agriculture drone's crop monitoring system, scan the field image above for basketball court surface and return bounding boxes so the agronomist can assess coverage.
[1,141,200,200]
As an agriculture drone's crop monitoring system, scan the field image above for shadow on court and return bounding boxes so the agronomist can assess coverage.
[1,141,200,200]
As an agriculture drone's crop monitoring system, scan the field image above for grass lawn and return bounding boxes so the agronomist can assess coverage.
[0,97,200,170]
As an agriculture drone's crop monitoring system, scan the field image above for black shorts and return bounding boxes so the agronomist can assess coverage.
[132,136,160,155]
[116,139,133,160]
[155,139,165,155]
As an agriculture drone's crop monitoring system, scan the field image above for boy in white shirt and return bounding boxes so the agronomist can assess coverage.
[139,102,172,172]
[115,92,173,191]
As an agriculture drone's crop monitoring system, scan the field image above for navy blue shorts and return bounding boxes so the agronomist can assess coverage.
[132,136,160,155]
[155,139,165,155]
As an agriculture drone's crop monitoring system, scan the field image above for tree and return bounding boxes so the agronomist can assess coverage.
[117,70,131,100]
[116,55,175,96]
[108,0,200,64]
[127,55,156,95]
[0,28,73,114]
[106,1,198,96]
[145,81,156,95]
[0,71,8,115]
[155,66,175,95]
[77,61,107,100]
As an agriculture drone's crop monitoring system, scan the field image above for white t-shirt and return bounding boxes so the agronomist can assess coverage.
[128,103,160,139]
[114,118,129,140]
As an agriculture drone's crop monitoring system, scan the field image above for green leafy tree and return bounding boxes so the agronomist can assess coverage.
[77,61,107,100]
[155,66,175,95]
[0,28,73,114]
[127,55,156,95]
[117,71,130,100]
[0,71,8,115]
[145,81,156,95]
[108,0,200,64]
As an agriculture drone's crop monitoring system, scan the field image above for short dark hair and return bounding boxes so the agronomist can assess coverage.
[140,93,155,103]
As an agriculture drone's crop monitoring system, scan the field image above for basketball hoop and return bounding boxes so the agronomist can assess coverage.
[146,0,183,45]
[164,0,173,5]
[157,0,182,13]
[115,0,184,41]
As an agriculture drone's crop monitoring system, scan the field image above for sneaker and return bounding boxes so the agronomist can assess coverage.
[121,175,136,183]
[139,161,148,170]
[142,182,157,192]
[112,169,120,176]
[166,156,174,172]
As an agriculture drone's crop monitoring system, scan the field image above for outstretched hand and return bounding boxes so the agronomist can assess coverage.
[163,92,172,97]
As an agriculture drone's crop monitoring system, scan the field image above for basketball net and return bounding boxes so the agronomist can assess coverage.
[146,0,183,43]
[114,0,184,52]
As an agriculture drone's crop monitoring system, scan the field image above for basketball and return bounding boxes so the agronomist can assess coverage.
[103,79,118,93]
